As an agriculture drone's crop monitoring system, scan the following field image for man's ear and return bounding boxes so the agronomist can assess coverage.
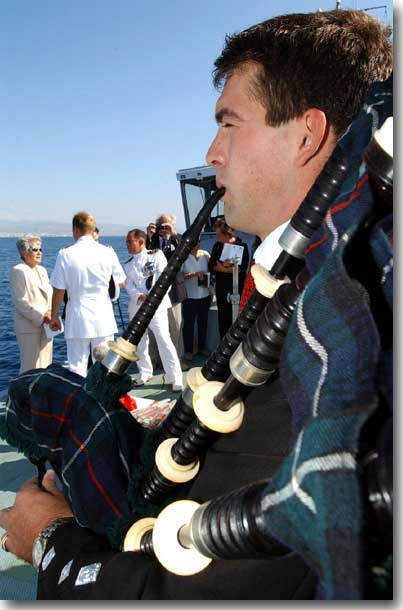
[295,109,328,166]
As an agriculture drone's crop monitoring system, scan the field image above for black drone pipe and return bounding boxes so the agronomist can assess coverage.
[139,268,309,504]
[134,479,288,576]
[136,419,392,574]
[155,290,270,443]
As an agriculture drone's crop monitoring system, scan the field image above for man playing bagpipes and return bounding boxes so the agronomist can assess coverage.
[0,9,392,600]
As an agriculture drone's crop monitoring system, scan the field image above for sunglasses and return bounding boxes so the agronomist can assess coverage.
[159,225,171,231]
[30,248,42,253]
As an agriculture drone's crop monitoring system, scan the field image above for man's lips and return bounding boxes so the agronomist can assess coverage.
[216,180,227,199]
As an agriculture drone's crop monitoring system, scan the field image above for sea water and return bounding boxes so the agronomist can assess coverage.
[0,236,131,393]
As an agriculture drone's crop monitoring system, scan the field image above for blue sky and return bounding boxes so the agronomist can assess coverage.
[0,0,393,231]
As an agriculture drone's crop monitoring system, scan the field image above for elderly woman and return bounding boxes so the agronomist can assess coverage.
[10,234,53,373]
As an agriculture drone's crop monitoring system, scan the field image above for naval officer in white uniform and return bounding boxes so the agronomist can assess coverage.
[49,211,126,377]
[124,228,183,391]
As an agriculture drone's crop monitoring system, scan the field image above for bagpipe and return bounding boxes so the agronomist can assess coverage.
[0,76,392,599]
[122,108,393,594]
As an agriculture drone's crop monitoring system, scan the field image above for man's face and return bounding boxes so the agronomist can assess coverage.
[126,233,143,254]
[206,64,299,239]
[158,219,173,240]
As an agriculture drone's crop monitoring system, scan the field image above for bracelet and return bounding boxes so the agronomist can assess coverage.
[32,517,75,570]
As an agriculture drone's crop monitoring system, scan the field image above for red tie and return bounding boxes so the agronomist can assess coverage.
[239,259,256,313]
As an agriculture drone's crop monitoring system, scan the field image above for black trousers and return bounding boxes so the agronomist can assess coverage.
[216,297,233,339]
[182,296,211,353]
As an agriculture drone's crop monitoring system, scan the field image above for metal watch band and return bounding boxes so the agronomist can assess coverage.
[32,517,75,570]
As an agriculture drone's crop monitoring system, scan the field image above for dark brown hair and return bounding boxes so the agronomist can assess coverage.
[213,10,392,137]
[214,217,235,237]
[128,229,147,242]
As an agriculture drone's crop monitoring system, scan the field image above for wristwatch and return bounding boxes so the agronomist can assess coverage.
[32,517,74,570]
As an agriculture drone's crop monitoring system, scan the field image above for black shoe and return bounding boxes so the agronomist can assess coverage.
[180,360,190,371]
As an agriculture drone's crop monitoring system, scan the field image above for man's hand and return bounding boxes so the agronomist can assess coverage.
[50,287,65,330]
[49,315,61,331]
[138,293,147,303]
[0,471,74,563]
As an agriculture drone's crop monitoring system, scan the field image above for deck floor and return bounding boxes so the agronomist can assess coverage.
[0,357,205,600]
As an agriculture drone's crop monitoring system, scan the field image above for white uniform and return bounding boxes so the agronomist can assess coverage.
[124,248,182,386]
[51,236,126,377]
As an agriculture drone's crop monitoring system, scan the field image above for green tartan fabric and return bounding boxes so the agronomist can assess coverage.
[0,363,154,548]
[264,78,393,599]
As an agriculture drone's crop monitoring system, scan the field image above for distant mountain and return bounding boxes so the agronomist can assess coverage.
[0,220,131,237]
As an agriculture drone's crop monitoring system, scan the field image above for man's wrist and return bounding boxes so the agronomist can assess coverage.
[32,517,75,570]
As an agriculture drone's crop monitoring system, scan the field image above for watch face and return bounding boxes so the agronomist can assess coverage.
[32,537,45,569]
